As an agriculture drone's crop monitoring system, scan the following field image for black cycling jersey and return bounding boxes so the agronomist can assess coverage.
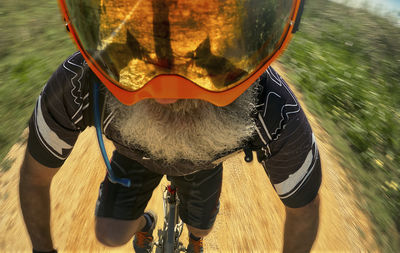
[27,52,321,208]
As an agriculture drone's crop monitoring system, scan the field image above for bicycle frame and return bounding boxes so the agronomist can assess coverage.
[154,181,186,253]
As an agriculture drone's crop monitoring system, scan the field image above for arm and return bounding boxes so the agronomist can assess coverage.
[19,52,89,252]
[282,194,320,253]
[250,67,321,252]
[19,149,60,252]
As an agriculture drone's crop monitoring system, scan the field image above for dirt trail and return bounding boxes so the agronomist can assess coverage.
[0,70,378,252]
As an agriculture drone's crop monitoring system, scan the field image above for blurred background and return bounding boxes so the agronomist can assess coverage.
[0,0,399,251]
[279,0,400,250]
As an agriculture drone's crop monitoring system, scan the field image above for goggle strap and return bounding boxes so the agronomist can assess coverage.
[292,0,306,33]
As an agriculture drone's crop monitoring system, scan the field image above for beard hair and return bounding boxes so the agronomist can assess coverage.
[106,84,259,165]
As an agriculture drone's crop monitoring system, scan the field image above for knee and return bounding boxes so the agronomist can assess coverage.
[187,225,213,238]
[95,217,141,247]
[95,222,130,247]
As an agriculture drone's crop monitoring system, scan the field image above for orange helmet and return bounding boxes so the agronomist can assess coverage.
[58,0,305,106]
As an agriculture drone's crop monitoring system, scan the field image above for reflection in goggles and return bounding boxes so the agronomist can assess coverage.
[187,38,248,88]
[66,0,294,91]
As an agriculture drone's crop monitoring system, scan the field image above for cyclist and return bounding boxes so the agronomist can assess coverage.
[19,0,321,252]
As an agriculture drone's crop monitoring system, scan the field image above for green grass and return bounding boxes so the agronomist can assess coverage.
[279,0,400,251]
[0,0,75,162]
[0,157,14,173]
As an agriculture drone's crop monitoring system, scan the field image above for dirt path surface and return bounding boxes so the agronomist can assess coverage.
[0,70,378,252]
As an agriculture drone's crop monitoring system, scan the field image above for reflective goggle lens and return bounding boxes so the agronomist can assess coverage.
[63,0,296,92]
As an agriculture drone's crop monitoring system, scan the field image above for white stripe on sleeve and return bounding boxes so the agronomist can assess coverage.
[36,96,73,155]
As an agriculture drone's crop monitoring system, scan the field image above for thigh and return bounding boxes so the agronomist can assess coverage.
[95,150,163,220]
[172,164,223,230]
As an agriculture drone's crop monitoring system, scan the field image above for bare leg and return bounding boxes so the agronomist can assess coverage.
[95,216,147,247]
[186,225,213,238]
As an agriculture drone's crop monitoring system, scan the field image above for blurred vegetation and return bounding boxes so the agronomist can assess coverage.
[0,0,75,164]
[279,0,400,251]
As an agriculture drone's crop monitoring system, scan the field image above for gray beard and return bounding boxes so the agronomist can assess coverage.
[106,84,258,165]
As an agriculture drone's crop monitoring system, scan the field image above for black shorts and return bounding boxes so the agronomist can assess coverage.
[95,151,222,230]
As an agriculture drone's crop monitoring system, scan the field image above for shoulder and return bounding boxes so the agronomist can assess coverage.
[39,52,98,128]
[254,66,301,119]
[252,66,302,143]
[256,66,297,102]
[44,52,98,107]
[49,52,92,93]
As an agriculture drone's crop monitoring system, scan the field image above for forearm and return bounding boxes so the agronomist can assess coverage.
[282,195,320,253]
[19,177,54,251]
[19,150,58,252]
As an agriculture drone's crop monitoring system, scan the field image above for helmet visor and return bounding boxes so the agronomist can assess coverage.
[62,0,296,92]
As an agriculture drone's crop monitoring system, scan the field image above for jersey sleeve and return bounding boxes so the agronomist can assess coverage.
[255,67,321,208]
[27,52,89,168]
[262,108,321,208]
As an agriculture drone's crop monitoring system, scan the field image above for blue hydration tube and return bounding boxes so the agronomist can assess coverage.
[93,83,131,187]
